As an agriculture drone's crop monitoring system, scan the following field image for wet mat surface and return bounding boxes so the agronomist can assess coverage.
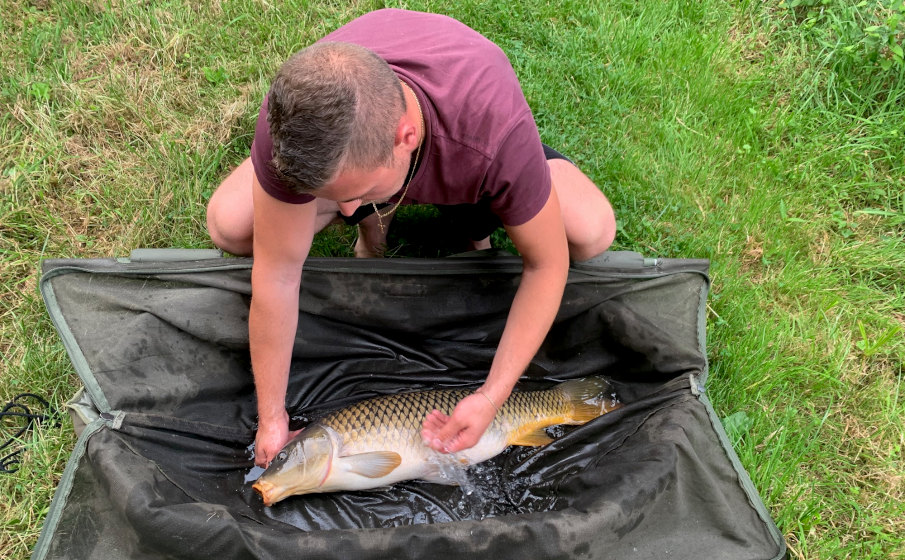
[37,255,785,559]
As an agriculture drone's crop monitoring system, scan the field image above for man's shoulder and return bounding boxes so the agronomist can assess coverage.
[325,9,502,60]
[332,9,473,35]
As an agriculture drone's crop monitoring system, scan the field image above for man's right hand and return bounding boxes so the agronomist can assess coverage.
[248,177,316,470]
[254,413,298,468]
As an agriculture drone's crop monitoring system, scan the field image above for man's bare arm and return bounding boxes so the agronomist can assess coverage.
[249,176,318,467]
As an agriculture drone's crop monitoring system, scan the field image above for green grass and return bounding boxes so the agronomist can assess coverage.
[2,0,904,558]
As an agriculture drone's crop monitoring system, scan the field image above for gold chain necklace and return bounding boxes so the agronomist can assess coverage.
[372,85,424,234]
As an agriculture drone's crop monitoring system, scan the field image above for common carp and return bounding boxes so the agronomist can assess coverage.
[252,376,620,506]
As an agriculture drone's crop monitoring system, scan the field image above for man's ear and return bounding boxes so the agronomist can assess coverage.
[393,118,417,148]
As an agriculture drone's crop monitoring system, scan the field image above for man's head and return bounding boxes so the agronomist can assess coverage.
[267,42,406,194]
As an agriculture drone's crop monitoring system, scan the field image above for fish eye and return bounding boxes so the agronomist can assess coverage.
[276,451,287,462]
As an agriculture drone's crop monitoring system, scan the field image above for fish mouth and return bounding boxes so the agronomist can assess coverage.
[253,479,313,507]
[252,480,280,507]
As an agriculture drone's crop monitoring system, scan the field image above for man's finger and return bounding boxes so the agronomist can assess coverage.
[444,427,480,453]
[423,424,458,452]
[422,410,447,433]
[434,417,465,447]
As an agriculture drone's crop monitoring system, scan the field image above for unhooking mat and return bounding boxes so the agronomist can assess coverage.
[36,250,786,560]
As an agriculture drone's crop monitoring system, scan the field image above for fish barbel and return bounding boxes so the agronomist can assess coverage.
[252,376,620,506]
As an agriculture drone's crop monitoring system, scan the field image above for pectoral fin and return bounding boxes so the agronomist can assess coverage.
[509,429,554,447]
[338,451,402,478]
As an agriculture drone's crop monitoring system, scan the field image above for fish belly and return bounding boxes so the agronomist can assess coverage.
[455,430,510,465]
[327,457,437,491]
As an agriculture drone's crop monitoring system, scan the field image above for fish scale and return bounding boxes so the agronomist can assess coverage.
[323,386,575,452]
[327,389,470,451]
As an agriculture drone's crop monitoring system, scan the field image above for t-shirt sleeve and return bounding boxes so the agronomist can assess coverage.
[250,96,315,205]
[483,113,552,226]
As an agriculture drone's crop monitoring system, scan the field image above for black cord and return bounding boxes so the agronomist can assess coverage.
[1,393,57,474]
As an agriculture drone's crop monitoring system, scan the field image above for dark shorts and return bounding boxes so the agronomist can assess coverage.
[342,143,572,240]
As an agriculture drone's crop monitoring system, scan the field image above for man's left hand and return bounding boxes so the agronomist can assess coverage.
[421,392,497,453]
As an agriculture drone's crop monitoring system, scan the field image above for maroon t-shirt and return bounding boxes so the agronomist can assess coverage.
[250,9,550,227]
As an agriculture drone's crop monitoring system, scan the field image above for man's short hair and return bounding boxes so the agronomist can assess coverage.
[267,42,406,194]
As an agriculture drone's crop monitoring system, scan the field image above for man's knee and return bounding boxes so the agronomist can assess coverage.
[205,196,231,248]
[206,160,255,255]
[568,205,616,261]
[207,195,253,256]
[548,159,616,261]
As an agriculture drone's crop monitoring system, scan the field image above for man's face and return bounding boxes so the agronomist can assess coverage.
[315,151,410,217]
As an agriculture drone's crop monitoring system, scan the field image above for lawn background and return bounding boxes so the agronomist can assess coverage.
[1,0,903,558]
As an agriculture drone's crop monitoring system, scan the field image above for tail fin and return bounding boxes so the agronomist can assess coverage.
[559,377,622,424]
